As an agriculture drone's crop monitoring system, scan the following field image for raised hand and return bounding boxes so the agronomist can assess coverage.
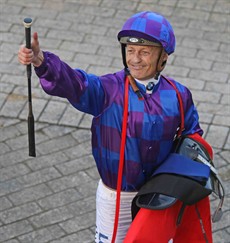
[18,32,44,67]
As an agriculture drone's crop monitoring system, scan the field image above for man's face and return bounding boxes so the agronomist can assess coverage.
[126,44,162,80]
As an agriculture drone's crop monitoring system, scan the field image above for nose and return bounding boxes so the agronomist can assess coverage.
[132,52,141,63]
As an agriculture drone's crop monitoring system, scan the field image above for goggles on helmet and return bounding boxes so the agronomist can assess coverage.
[119,36,162,47]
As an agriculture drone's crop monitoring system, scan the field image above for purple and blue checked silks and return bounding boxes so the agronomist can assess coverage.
[35,51,203,192]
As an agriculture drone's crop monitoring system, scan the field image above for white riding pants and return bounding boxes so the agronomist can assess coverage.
[95,179,137,243]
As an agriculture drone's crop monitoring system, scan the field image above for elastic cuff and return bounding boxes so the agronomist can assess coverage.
[34,51,48,77]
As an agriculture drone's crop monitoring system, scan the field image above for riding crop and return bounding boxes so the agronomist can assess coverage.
[23,17,36,157]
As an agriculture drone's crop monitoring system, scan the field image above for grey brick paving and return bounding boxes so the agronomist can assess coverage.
[0,0,229,242]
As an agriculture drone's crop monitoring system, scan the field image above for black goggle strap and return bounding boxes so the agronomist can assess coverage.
[212,174,225,223]
[196,154,225,222]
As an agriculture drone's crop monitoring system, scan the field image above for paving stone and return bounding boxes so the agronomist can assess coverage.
[17,225,66,243]
[174,46,197,58]
[19,98,48,122]
[62,140,91,160]
[175,7,210,20]
[0,51,14,63]
[164,65,190,77]
[190,70,228,83]
[3,239,19,243]
[47,29,84,43]
[50,229,94,243]
[220,94,229,105]
[38,100,67,124]
[8,183,53,206]
[47,171,92,193]
[36,134,77,155]
[78,5,116,17]
[102,0,139,10]
[192,90,221,104]
[29,206,74,228]
[55,155,94,175]
[0,178,24,197]
[182,37,220,51]
[212,61,230,73]
[60,41,99,54]
[0,202,42,224]
[0,197,13,211]
[205,125,229,149]
[34,18,71,30]
[40,124,75,139]
[0,93,27,118]
[94,16,125,29]
[59,211,96,234]
[96,45,121,58]
[0,93,8,110]
[174,56,213,70]
[56,11,95,24]
[0,220,33,242]
[213,0,230,14]
[58,104,84,127]
[195,0,216,11]
[174,77,205,91]
[0,125,21,143]
[0,142,11,155]
[74,53,113,67]
[16,167,61,188]
[198,112,214,124]
[1,74,37,88]
[210,12,229,24]
[213,115,230,127]
[0,116,20,129]
[86,65,122,77]
[37,188,81,210]
[21,7,59,19]
[25,151,70,171]
[0,163,30,182]
[0,3,22,14]
[197,103,228,116]
[71,128,91,143]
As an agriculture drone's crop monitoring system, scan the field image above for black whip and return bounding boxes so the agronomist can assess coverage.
[23,17,36,157]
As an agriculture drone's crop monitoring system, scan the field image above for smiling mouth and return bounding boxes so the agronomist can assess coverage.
[130,65,144,70]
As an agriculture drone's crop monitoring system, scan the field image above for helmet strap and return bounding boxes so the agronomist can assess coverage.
[121,43,128,68]
[155,48,168,79]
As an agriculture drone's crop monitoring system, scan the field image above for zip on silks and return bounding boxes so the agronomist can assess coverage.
[111,76,129,243]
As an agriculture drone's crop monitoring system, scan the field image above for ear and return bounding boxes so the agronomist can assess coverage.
[157,51,168,72]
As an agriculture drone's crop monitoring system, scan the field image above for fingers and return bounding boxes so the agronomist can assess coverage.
[18,45,33,65]
[32,32,40,50]
[33,32,38,42]
[18,32,42,66]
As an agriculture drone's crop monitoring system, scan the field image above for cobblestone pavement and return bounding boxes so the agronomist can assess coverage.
[0,0,229,242]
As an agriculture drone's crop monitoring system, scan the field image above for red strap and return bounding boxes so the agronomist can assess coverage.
[111,76,129,243]
[162,76,213,158]
[162,75,185,137]
[112,75,184,242]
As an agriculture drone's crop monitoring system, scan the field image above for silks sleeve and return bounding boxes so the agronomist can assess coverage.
[34,51,105,116]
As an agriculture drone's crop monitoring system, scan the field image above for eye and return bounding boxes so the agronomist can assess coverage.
[127,49,134,54]
[141,51,150,56]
